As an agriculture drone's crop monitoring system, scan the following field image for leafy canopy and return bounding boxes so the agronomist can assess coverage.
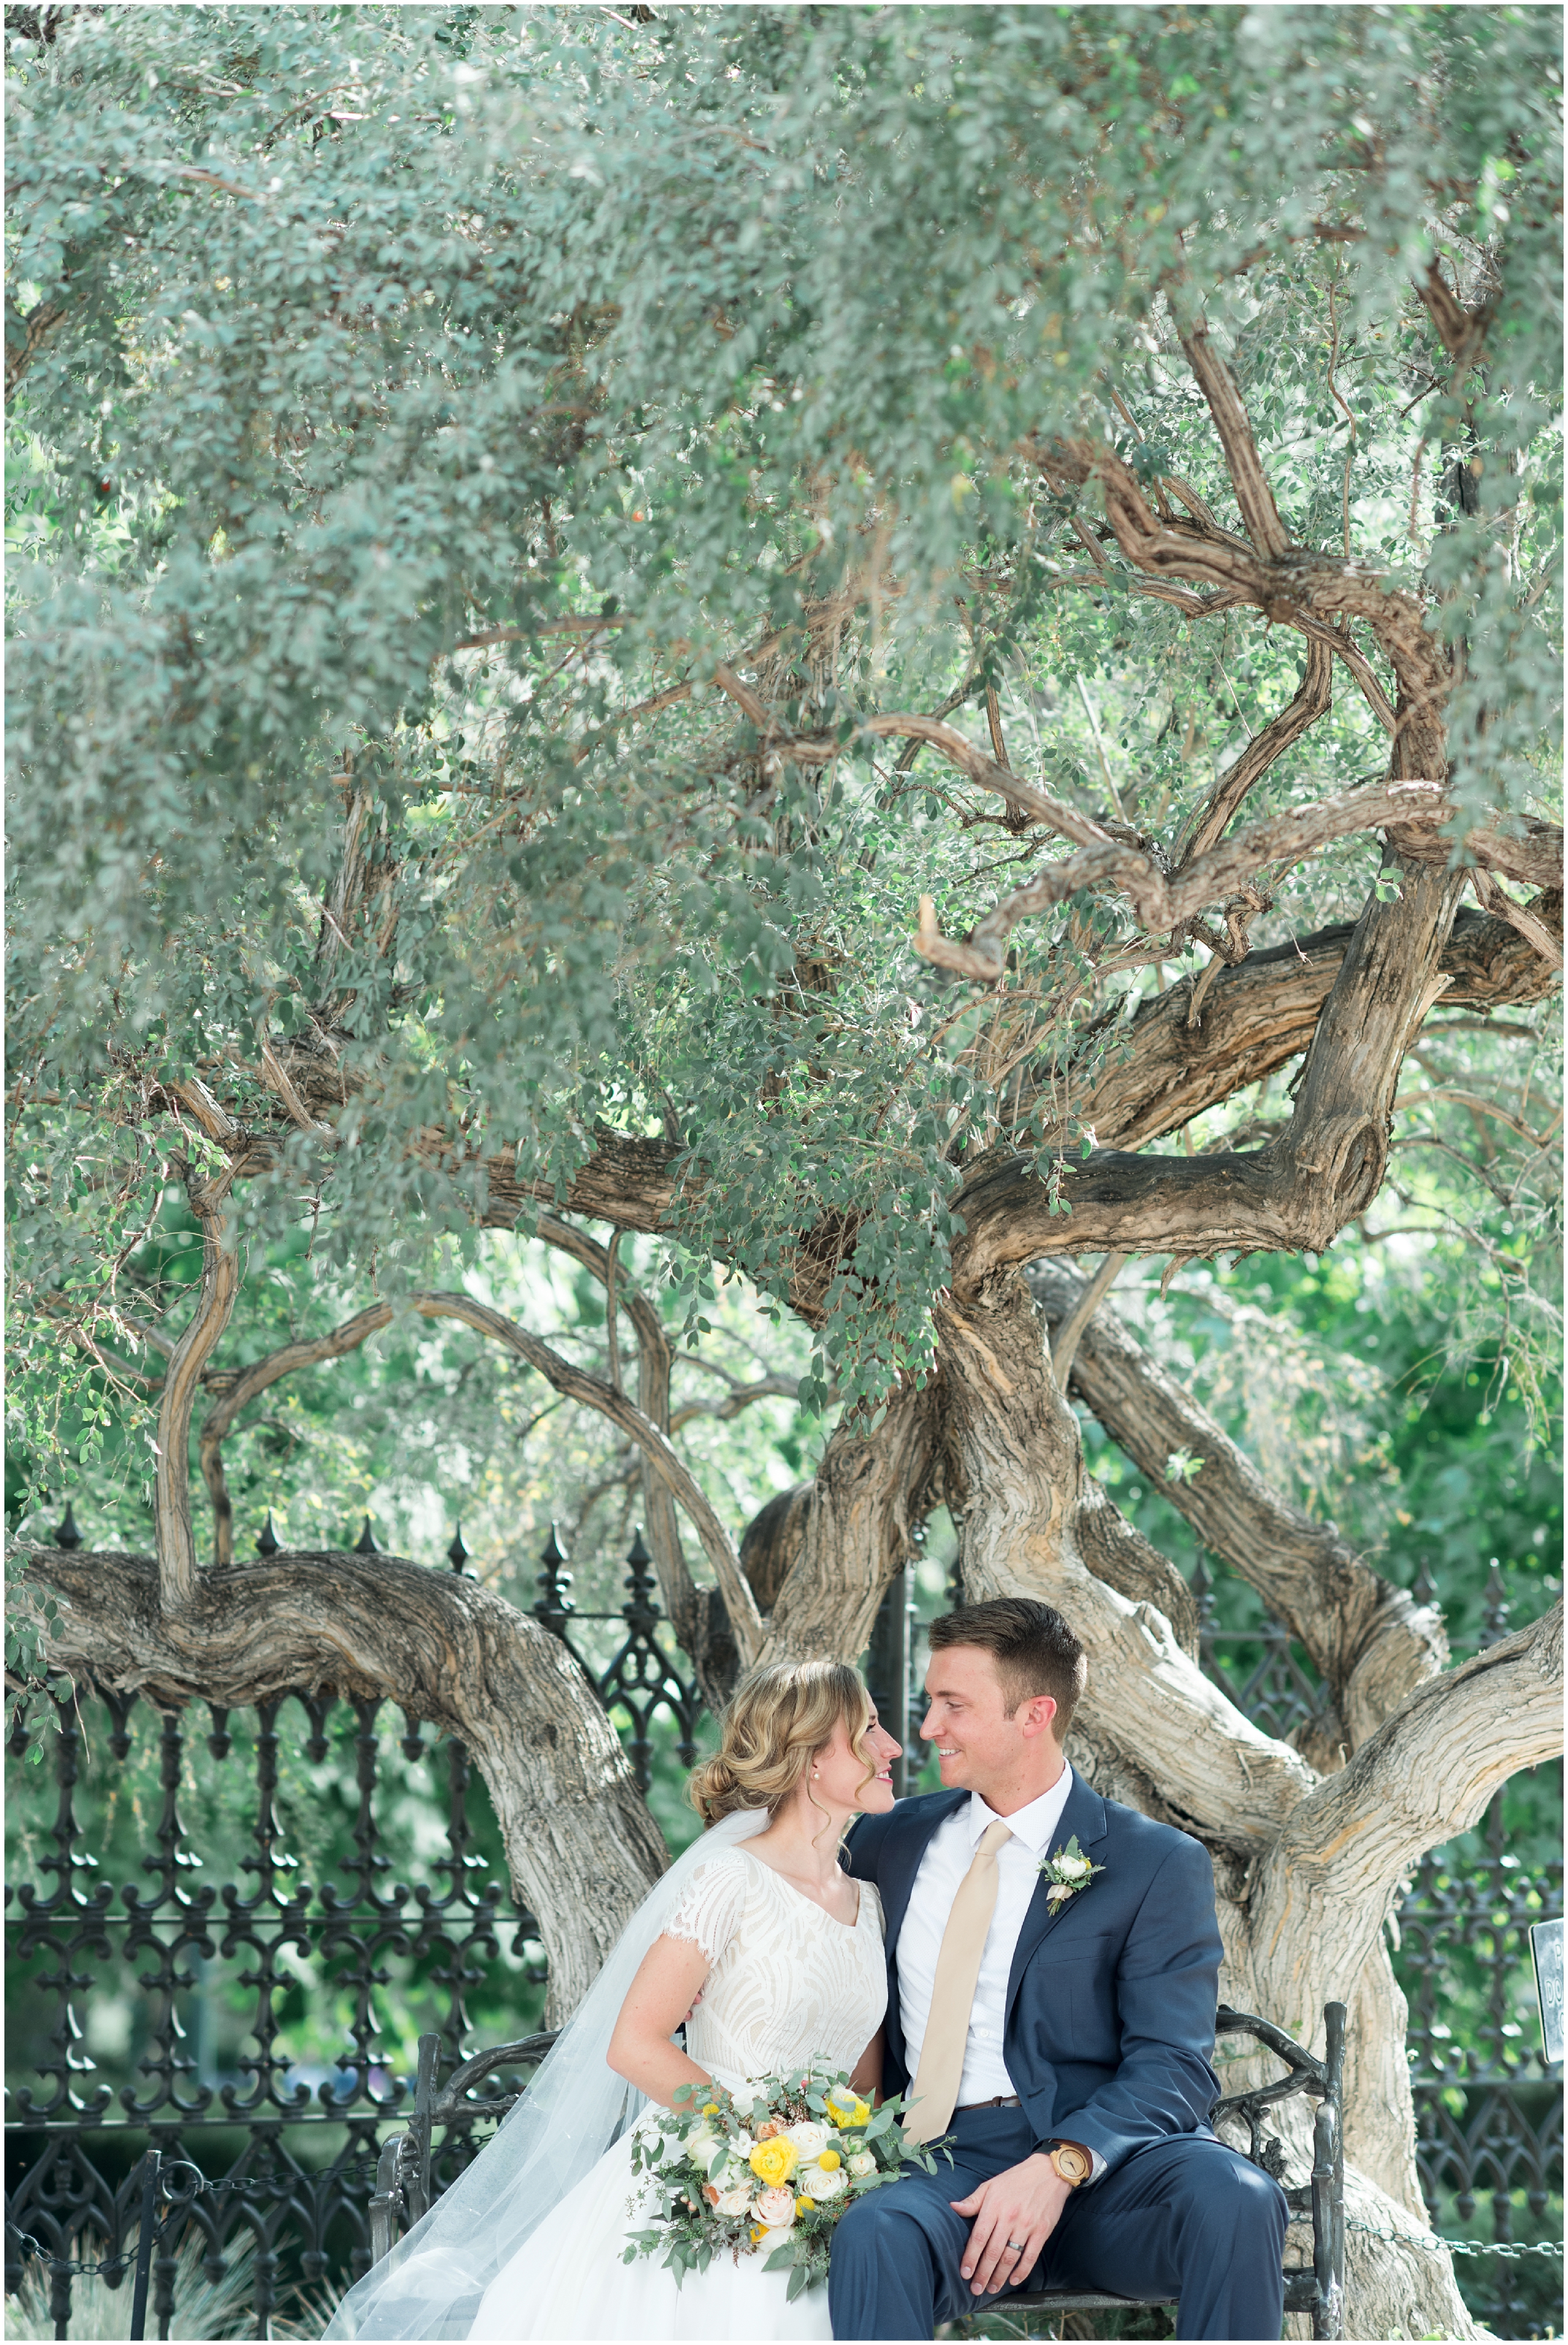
[7,3,1561,1427]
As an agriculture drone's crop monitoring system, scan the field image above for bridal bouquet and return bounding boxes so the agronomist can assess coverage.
[622,2069,946,2300]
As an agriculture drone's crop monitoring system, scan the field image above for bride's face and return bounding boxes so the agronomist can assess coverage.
[810,1704,901,1817]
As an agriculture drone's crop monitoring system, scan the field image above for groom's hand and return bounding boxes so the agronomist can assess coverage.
[951,2153,1072,2297]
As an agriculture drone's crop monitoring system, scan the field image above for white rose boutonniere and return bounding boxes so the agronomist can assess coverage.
[1037,1834,1105,1906]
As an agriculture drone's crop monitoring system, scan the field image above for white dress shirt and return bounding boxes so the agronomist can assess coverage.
[896,1767,1104,2176]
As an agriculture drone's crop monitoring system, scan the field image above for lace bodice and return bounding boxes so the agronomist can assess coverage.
[665,1848,886,2091]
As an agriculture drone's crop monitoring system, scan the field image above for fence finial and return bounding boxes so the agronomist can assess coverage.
[533,1523,575,1635]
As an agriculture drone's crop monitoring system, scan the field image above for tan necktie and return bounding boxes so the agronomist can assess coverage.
[903,1818,1014,2144]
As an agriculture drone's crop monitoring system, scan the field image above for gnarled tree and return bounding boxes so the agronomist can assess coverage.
[8,9,1560,2335]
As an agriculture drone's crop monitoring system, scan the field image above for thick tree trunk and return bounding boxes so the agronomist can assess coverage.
[938,1271,1313,1845]
[20,1545,668,2025]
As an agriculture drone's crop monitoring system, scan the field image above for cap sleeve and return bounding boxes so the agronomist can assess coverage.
[663,1849,750,1965]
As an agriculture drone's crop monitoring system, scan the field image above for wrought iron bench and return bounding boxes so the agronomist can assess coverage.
[988,2002,1346,2341]
[370,2002,1345,2341]
[367,2031,562,2261]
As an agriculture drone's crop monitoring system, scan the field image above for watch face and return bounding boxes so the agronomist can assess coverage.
[1053,2144,1091,2184]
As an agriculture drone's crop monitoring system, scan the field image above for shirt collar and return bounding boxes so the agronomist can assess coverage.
[965,1764,1073,1858]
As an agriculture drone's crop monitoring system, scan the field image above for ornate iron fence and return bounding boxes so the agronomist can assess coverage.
[6,1521,1560,2341]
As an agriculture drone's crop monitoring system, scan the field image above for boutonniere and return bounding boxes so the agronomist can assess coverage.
[1037,1835,1104,1906]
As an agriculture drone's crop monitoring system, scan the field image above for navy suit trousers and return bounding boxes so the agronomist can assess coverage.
[827,2105,1288,2341]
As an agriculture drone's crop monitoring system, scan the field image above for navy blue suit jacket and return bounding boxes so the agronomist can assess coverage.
[843,1775,1222,2176]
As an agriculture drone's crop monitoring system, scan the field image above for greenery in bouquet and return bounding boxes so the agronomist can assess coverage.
[623,2070,948,2302]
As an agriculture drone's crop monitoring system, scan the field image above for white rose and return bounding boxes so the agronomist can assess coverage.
[1059,1854,1093,1881]
[685,2130,722,2172]
[716,2187,754,2218]
[755,2224,796,2255]
[787,2122,830,2160]
[847,2150,877,2178]
[800,2164,847,2201]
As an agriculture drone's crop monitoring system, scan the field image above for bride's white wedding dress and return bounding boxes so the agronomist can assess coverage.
[468,1845,887,2341]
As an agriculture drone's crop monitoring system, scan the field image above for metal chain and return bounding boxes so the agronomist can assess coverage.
[11,2233,130,2279]
[10,2156,393,2280]
[157,2157,387,2198]
[1347,2219,1563,2260]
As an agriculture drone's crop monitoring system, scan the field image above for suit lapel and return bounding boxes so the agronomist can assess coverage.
[1005,1773,1109,2010]
[879,1789,968,1960]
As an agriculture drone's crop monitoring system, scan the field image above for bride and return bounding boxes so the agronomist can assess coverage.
[324,1660,901,2340]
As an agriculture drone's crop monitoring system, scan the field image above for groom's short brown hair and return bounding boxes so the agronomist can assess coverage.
[928,1598,1086,1732]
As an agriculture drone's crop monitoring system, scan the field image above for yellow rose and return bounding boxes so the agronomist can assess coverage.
[829,2098,872,2128]
[817,2148,841,2171]
[749,2135,799,2189]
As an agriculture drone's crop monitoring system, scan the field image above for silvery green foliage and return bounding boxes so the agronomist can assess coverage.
[6,6,1561,1423]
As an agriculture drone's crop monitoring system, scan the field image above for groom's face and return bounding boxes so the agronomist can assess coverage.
[919,1645,1061,1799]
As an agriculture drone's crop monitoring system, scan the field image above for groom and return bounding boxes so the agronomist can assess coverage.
[832,1597,1287,2341]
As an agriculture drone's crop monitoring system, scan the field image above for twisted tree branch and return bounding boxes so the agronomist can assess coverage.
[1246,1601,1562,2033]
[1175,637,1334,867]
[193,1287,765,1664]
[534,1214,736,1699]
[157,1177,240,1609]
[1028,1259,1449,1756]
[913,780,1451,983]
[1177,324,1291,558]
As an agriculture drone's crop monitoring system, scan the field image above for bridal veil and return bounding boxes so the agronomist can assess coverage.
[322,1807,770,2340]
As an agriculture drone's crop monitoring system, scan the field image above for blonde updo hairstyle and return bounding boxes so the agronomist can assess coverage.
[688,1660,876,1836]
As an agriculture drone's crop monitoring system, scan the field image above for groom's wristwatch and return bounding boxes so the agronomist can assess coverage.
[1043,2139,1093,2188]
